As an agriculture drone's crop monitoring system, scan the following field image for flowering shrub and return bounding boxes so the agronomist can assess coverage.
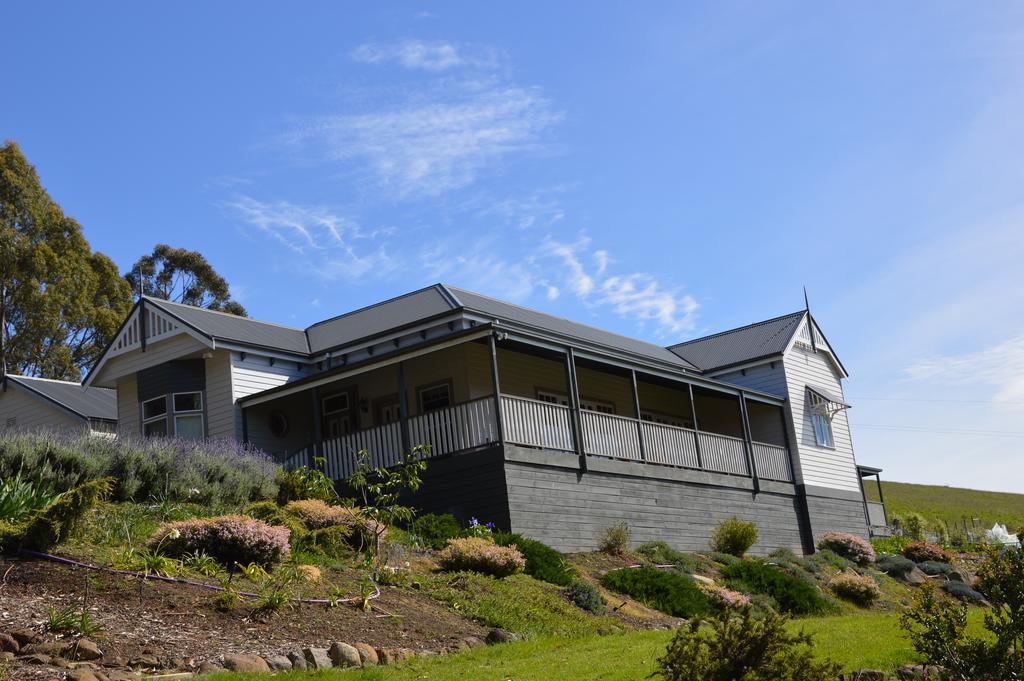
[437,537,526,577]
[148,515,290,567]
[703,584,751,608]
[464,517,496,538]
[284,499,350,529]
[829,571,880,606]
[816,532,875,565]
[903,541,953,564]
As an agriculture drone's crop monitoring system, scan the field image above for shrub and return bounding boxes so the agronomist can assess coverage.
[307,525,354,558]
[337,507,388,551]
[722,559,832,615]
[283,499,350,529]
[410,513,462,550]
[565,579,605,614]
[636,541,711,574]
[654,605,841,681]
[600,567,710,618]
[493,532,576,586]
[438,537,526,578]
[710,551,741,567]
[902,541,953,564]
[275,463,337,504]
[598,522,630,555]
[876,554,917,580]
[0,471,63,523]
[148,515,290,567]
[871,535,912,555]
[816,531,875,565]
[703,584,751,609]
[829,571,880,606]
[0,432,277,506]
[917,561,954,576]
[242,501,307,548]
[894,512,926,541]
[710,516,758,557]
[9,478,114,551]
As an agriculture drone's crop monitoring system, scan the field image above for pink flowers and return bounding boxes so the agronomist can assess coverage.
[703,584,751,608]
[284,500,350,529]
[148,515,290,567]
[816,531,876,565]
[829,571,881,605]
[437,537,526,578]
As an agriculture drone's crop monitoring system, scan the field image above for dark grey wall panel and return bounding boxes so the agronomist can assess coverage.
[503,457,807,554]
[802,485,870,541]
[403,445,510,529]
[136,359,206,402]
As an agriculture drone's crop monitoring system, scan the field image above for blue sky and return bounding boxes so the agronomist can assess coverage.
[4,3,1024,492]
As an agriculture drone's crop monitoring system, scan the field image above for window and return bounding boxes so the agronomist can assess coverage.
[172,391,204,441]
[418,382,451,412]
[536,390,615,414]
[322,393,350,415]
[808,391,835,448]
[142,396,167,437]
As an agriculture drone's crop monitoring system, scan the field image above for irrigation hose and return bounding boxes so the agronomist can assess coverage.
[17,549,381,606]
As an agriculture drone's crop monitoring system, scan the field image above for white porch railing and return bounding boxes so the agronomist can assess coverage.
[751,442,793,482]
[581,411,643,461]
[642,421,700,468]
[501,394,574,452]
[321,422,403,479]
[408,397,499,459]
[697,431,750,476]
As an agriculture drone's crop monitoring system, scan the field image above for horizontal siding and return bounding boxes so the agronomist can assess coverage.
[94,333,207,387]
[205,350,236,439]
[231,353,307,400]
[0,385,86,433]
[784,342,861,493]
[117,376,139,436]
[713,362,788,397]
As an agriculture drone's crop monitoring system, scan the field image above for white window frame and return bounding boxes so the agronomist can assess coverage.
[808,391,835,449]
[418,381,452,413]
[321,392,350,416]
[536,389,616,414]
[172,391,205,439]
[142,395,168,437]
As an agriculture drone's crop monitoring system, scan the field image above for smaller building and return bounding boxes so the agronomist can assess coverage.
[0,374,117,436]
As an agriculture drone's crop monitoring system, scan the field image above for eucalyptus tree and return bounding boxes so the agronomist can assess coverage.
[125,244,246,316]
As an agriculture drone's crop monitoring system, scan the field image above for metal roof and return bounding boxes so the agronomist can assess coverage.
[305,286,457,354]
[668,311,806,372]
[6,375,117,420]
[447,286,698,370]
[144,297,310,355]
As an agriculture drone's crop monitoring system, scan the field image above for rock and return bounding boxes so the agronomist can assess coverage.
[128,654,161,669]
[353,643,378,666]
[53,657,73,668]
[67,670,105,681]
[303,647,332,670]
[222,654,271,673]
[0,652,13,663]
[197,661,224,675]
[851,671,887,681]
[485,628,519,645]
[106,671,142,681]
[375,648,398,666]
[265,654,293,671]
[896,664,944,680]
[458,636,485,650]
[328,642,361,668]
[691,574,715,586]
[946,570,966,583]
[65,638,103,661]
[20,653,53,665]
[0,633,19,654]
[9,627,40,646]
[21,641,66,657]
[904,567,928,585]
[287,651,307,670]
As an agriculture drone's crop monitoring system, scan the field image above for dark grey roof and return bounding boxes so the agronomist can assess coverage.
[447,286,698,370]
[144,297,310,355]
[306,286,457,354]
[7,375,117,420]
[669,311,806,372]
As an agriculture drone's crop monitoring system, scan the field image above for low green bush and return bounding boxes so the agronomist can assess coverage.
[438,537,526,578]
[636,541,711,574]
[410,513,462,550]
[307,525,355,559]
[0,471,62,523]
[710,516,758,557]
[710,551,742,567]
[871,535,912,555]
[2,478,114,551]
[599,522,631,555]
[494,532,576,586]
[600,566,710,618]
[242,501,308,548]
[565,579,605,614]
[275,464,337,504]
[722,559,832,615]
[829,572,881,606]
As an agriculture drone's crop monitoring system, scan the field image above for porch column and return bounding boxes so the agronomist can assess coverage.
[630,369,646,462]
[687,383,703,469]
[488,334,505,447]
[876,473,888,525]
[564,347,587,472]
[310,385,322,469]
[397,361,411,454]
[737,391,760,494]
[241,406,249,443]
[856,472,872,527]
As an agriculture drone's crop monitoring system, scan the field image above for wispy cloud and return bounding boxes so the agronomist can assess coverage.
[419,235,538,302]
[351,40,496,71]
[540,235,699,335]
[226,196,395,281]
[905,334,1024,403]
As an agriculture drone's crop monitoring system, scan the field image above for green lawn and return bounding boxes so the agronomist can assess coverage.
[865,480,1024,530]
[206,610,987,680]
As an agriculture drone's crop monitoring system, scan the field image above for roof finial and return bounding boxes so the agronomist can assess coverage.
[803,286,817,352]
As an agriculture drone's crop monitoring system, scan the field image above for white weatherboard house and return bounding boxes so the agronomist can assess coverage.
[83,285,888,553]
[0,374,117,436]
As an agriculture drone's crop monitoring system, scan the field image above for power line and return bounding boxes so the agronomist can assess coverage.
[850,396,1024,406]
[856,423,1024,439]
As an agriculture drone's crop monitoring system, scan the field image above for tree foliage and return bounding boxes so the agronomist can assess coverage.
[0,141,132,379]
[125,243,246,316]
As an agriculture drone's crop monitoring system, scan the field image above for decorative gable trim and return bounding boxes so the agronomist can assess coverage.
[784,315,849,378]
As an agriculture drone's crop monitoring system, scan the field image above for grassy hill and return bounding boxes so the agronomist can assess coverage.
[864,480,1024,531]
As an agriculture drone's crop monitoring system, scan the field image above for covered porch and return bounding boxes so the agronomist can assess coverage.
[240,331,795,486]
[858,465,890,535]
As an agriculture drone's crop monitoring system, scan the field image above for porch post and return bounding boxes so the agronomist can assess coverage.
[488,334,505,447]
[630,369,646,462]
[241,405,249,443]
[687,383,703,469]
[310,386,322,469]
[876,473,888,525]
[564,347,587,472]
[856,471,872,527]
[738,391,760,494]
[397,361,411,454]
